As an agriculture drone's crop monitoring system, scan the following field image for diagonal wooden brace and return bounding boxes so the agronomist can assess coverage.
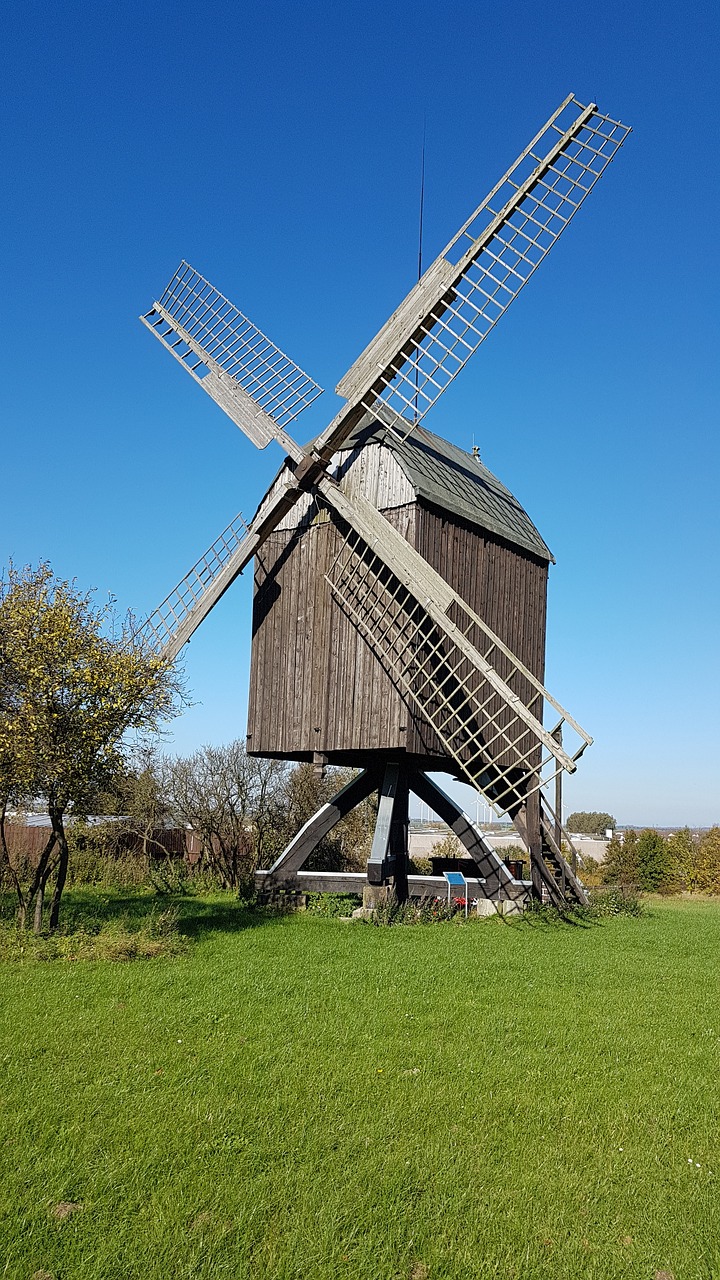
[264,766,381,884]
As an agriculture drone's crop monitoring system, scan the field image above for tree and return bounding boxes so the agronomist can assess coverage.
[667,827,698,892]
[602,829,639,888]
[601,827,676,893]
[695,828,720,895]
[635,828,674,893]
[165,741,288,893]
[0,563,183,931]
[110,745,176,867]
[566,811,616,835]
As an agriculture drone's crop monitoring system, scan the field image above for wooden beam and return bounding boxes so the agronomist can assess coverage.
[263,766,381,879]
[389,768,410,903]
[410,772,526,901]
[367,762,400,882]
[255,869,505,900]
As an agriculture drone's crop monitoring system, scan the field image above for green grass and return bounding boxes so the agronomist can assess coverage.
[1,892,719,1279]
[0,891,188,962]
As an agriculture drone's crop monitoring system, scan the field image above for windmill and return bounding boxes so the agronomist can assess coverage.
[137,93,630,909]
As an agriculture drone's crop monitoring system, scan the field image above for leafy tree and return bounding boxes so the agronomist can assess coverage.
[110,746,176,867]
[667,827,698,892]
[696,827,720,895]
[0,563,183,931]
[566,811,616,835]
[602,827,676,893]
[635,828,674,893]
[602,829,639,888]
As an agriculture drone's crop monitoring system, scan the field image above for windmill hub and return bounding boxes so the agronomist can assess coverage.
[136,93,630,911]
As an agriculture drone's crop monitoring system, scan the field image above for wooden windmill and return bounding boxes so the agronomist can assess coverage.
[138,93,630,908]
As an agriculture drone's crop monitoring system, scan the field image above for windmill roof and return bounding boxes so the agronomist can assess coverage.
[339,420,554,563]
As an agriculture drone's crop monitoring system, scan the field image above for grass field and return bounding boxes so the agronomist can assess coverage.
[1,892,719,1279]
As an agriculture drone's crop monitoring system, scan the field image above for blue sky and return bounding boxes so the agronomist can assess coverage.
[2,0,718,826]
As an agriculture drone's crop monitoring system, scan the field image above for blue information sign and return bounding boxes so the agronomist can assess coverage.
[443,871,466,887]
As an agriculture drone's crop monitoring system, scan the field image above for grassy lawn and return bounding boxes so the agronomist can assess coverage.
[1,893,719,1279]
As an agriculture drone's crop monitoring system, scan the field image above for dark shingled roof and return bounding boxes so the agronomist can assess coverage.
[341,419,554,564]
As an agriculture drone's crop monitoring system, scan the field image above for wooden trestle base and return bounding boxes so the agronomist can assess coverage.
[254,761,535,907]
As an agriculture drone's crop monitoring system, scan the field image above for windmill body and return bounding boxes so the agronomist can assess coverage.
[248,420,551,775]
[137,94,630,909]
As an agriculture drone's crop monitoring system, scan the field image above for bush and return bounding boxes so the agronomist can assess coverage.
[305,893,361,917]
[0,902,186,962]
[67,846,148,889]
[576,854,603,888]
[147,857,192,895]
[428,831,463,862]
[525,887,644,925]
[695,828,720,894]
[587,887,644,917]
[602,829,677,894]
[369,895,466,926]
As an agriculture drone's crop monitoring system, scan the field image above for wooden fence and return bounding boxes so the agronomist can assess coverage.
[1,822,201,869]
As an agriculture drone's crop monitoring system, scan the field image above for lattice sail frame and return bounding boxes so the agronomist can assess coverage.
[333,95,631,439]
[137,511,250,654]
[325,523,591,815]
[141,262,320,456]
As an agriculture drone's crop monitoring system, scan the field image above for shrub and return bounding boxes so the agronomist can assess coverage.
[428,831,463,862]
[147,856,192,896]
[696,828,720,894]
[576,854,603,887]
[587,886,644,917]
[67,846,148,890]
[369,895,465,926]
[602,828,677,894]
[0,902,186,962]
[305,893,361,917]
[524,888,644,925]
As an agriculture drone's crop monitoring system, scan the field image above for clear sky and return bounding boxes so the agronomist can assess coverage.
[2,0,718,826]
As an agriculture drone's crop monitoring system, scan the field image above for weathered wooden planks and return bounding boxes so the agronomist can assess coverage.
[247,440,549,769]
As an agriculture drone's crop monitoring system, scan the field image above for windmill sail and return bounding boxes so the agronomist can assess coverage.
[135,479,301,659]
[313,95,630,459]
[141,262,321,458]
[318,476,591,812]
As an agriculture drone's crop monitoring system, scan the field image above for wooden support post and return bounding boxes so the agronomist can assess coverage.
[367,763,400,886]
[312,751,329,781]
[262,760,535,907]
[552,726,564,862]
[390,769,410,904]
[523,788,544,901]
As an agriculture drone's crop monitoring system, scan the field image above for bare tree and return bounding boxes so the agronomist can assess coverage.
[165,741,288,893]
